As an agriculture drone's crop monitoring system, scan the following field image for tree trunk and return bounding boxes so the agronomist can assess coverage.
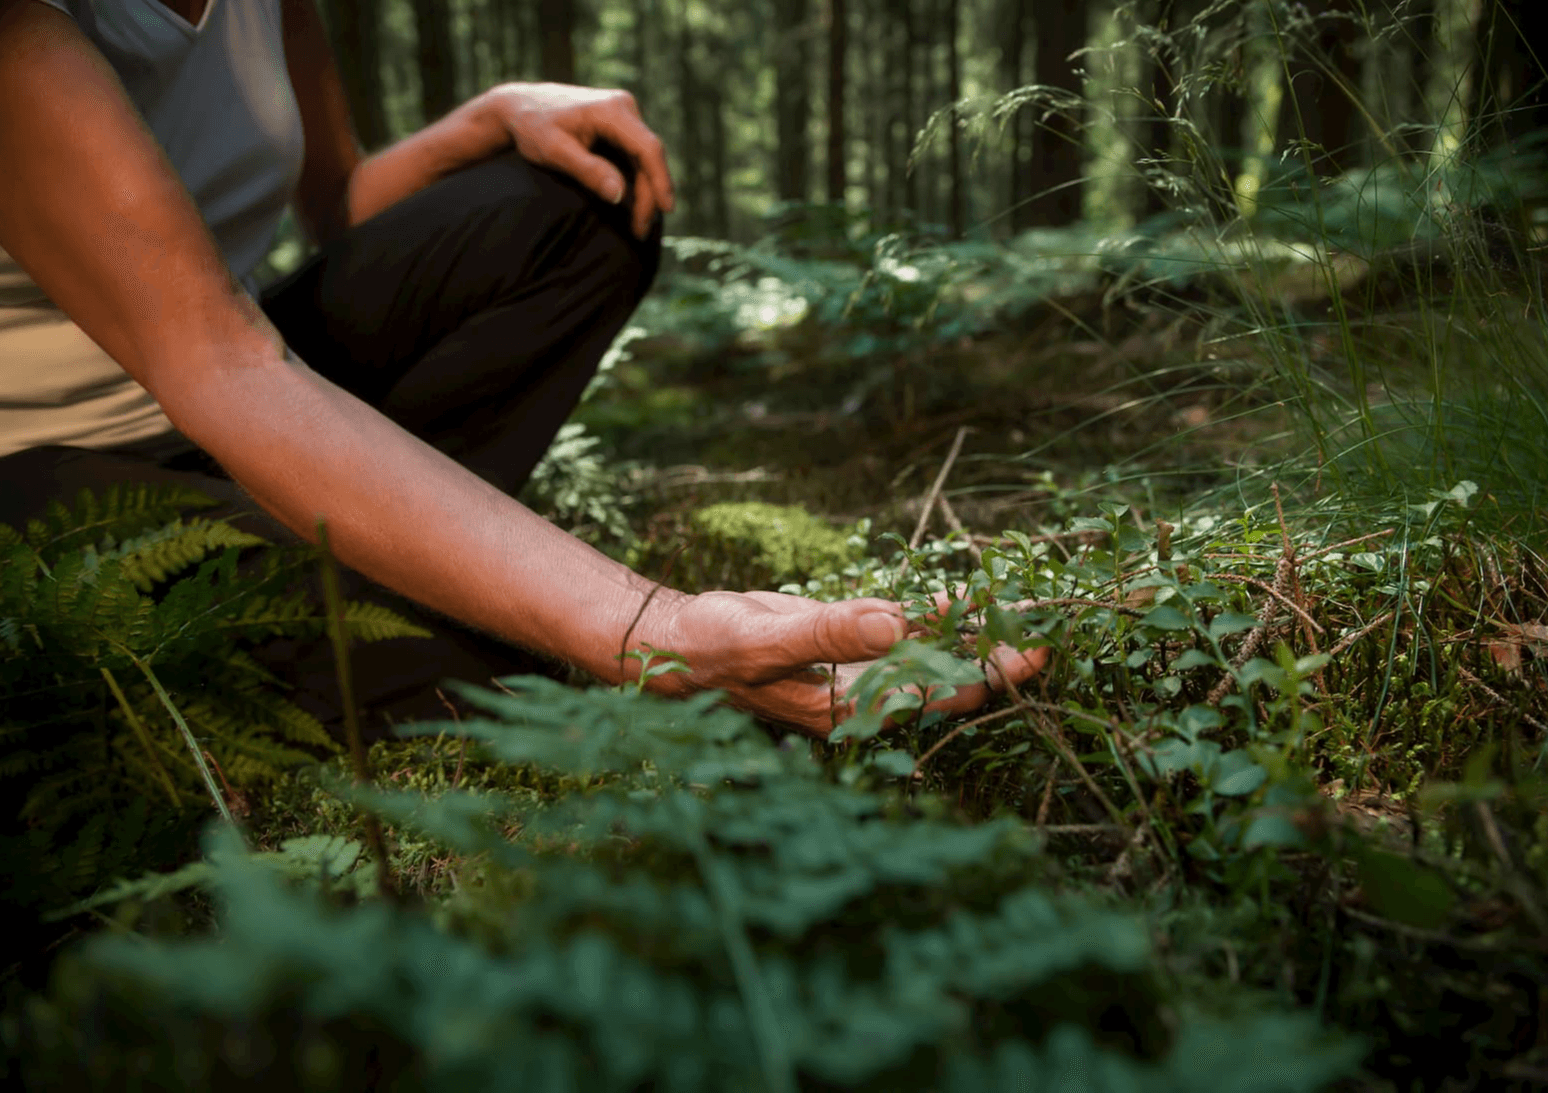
[1471,0,1548,149]
[863,0,884,217]
[706,39,732,236]
[320,0,390,149]
[1138,0,1178,218]
[897,0,918,212]
[631,0,651,114]
[1281,0,1365,174]
[773,0,813,202]
[1000,0,1027,230]
[1026,0,1086,226]
[945,0,964,236]
[675,0,706,233]
[826,0,848,204]
[1425,0,1480,159]
[411,0,459,123]
[539,0,577,83]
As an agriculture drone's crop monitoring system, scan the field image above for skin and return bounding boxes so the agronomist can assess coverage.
[0,0,1048,738]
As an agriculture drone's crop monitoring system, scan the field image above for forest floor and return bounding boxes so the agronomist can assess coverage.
[7,229,1547,1092]
[544,251,1548,1091]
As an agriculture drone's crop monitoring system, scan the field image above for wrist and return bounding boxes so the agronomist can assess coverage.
[608,584,697,692]
[347,95,512,226]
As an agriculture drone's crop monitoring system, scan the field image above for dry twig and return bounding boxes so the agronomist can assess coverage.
[907,426,971,552]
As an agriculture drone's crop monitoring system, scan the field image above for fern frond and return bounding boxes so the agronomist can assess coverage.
[212,590,322,641]
[339,600,434,643]
[26,482,222,562]
[114,519,266,592]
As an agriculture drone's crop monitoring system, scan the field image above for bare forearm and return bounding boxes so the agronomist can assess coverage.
[162,346,673,683]
[345,96,508,227]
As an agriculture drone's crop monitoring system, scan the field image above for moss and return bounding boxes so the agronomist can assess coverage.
[634,501,865,592]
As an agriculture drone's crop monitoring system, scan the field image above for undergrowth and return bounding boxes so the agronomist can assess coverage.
[0,484,428,913]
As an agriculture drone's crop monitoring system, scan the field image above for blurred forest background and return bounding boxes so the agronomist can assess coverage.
[304,0,1546,242]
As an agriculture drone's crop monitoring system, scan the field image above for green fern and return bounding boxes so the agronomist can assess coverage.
[111,518,266,592]
[15,681,1366,1090]
[0,483,430,912]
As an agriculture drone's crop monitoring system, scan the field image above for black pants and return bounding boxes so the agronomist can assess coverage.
[0,149,660,738]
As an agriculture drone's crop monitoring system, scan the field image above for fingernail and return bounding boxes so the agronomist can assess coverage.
[859,611,906,651]
[604,179,624,204]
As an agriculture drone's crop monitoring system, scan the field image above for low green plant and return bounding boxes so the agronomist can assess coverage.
[0,483,429,910]
[11,675,1364,1092]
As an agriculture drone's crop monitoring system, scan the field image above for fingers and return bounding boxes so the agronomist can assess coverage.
[982,643,1051,693]
[591,105,675,239]
[788,599,908,666]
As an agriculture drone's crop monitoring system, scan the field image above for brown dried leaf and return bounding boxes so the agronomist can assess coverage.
[1487,621,1548,677]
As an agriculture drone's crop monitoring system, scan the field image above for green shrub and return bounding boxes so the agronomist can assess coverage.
[9,676,1365,1092]
[0,484,428,911]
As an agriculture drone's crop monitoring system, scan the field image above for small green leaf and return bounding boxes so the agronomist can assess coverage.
[1357,850,1456,929]
[1171,648,1219,671]
[869,749,917,777]
[1141,604,1193,632]
[1208,611,1260,640]
[1211,750,1267,797]
[1240,811,1305,851]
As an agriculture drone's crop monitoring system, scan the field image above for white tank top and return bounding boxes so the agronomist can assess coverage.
[0,0,304,456]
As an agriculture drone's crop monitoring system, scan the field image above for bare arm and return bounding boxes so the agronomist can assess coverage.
[0,0,1041,735]
[0,0,667,686]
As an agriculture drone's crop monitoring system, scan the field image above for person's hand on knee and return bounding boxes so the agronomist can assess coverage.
[473,82,675,240]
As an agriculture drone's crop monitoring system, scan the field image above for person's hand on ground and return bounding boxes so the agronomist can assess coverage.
[630,588,1050,737]
[476,82,675,239]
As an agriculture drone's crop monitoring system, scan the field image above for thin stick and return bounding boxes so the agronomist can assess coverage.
[1003,675,1130,828]
[1456,666,1548,735]
[316,520,396,903]
[936,494,984,567]
[1328,610,1396,658]
[1209,573,1326,633]
[908,426,970,551]
[911,705,1027,777]
[1033,824,1128,837]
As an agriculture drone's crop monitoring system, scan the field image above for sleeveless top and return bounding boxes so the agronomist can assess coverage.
[0,0,304,456]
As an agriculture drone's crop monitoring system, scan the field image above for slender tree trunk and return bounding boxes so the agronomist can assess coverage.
[1279,0,1364,174]
[320,0,390,149]
[631,0,651,114]
[864,0,884,217]
[488,0,518,79]
[773,0,813,202]
[1471,0,1547,149]
[826,0,848,204]
[897,0,918,212]
[411,0,458,123]
[1426,0,1480,159]
[467,0,491,91]
[675,0,706,232]
[1000,0,1027,231]
[1026,0,1086,226]
[539,0,577,83]
[707,39,732,236]
[946,0,964,235]
[1138,0,1179,218]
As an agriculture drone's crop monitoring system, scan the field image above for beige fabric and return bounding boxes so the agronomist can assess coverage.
[0,274,174,456]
